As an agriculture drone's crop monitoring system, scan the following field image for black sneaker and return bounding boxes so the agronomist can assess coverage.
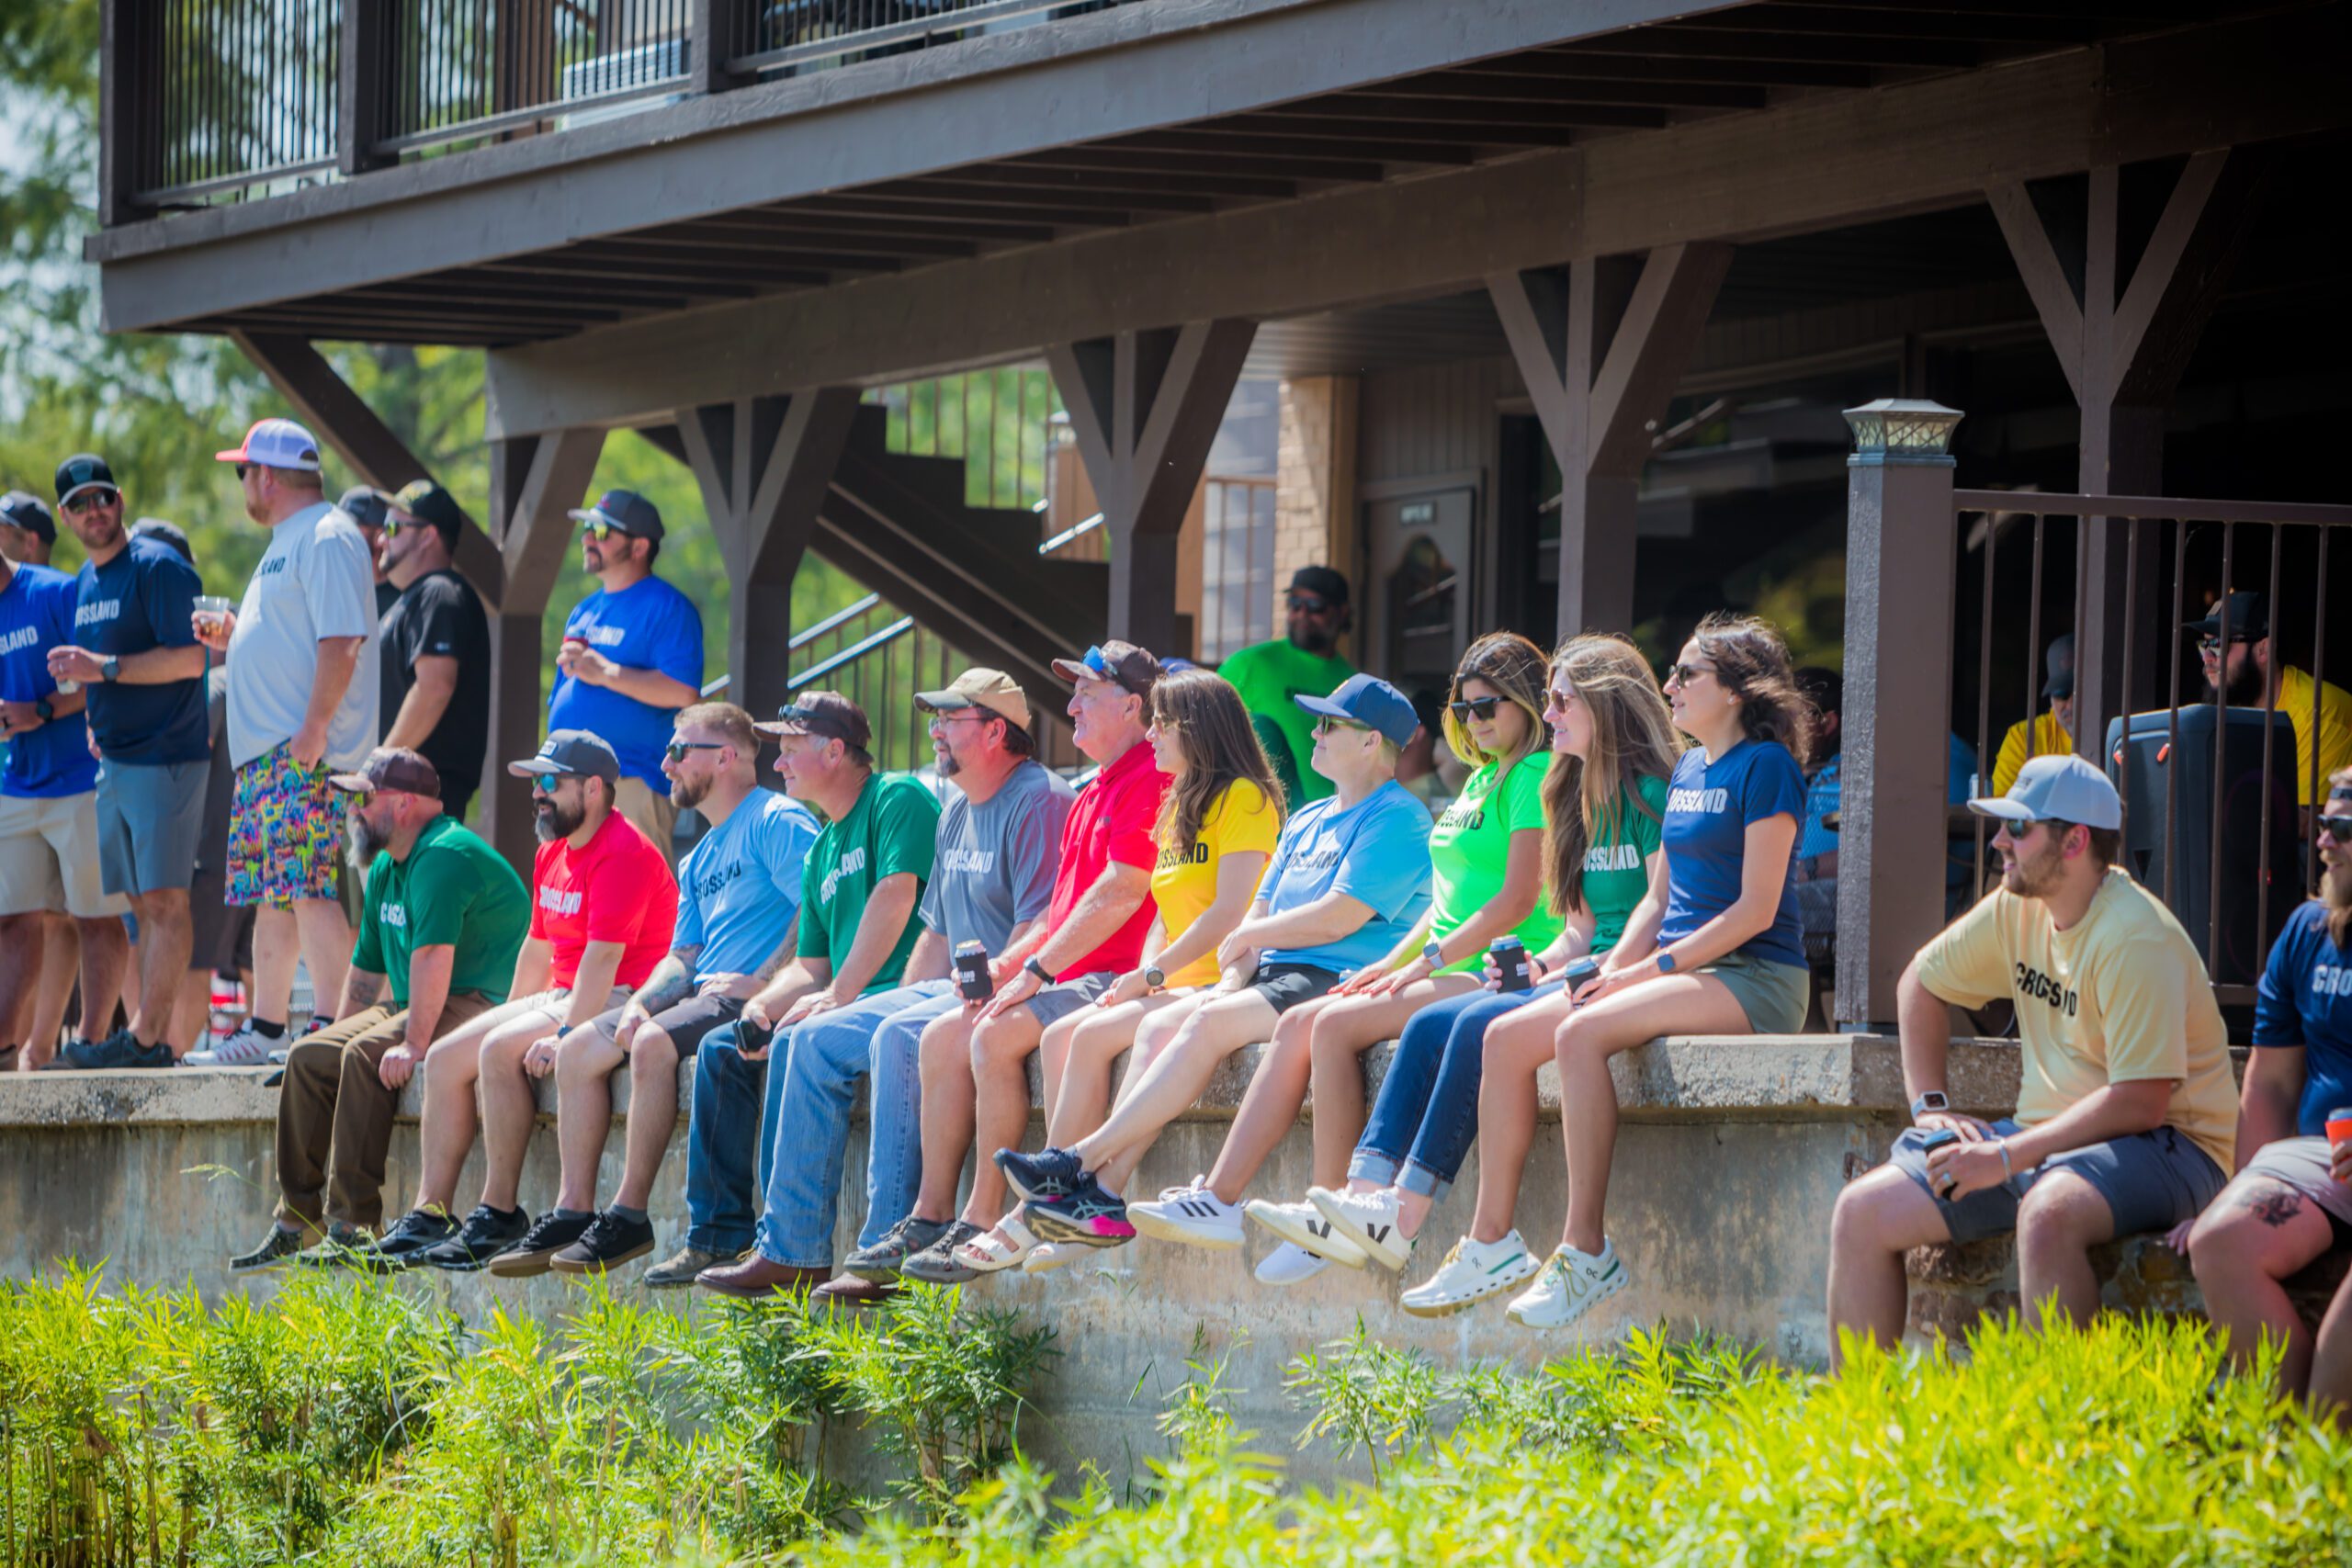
[419,1204,532,1272]
[485,1211,595,1278]
[549,1211,656,1276]
[293,1220,372,1269]
[842,1213,955,1282]
[1021,1174,1136,1248]
[229,1224,307,1273]
[60,1029,175,1070]
[994,1145,1083,1204]
[358,1206,458,1272]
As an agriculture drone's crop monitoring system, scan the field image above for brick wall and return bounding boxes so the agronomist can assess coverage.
[1272,376,1360,649]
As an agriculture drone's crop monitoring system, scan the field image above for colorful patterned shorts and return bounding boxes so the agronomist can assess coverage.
[227,744,343,909]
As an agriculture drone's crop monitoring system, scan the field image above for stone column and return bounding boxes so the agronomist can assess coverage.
[1272,376,1359,644]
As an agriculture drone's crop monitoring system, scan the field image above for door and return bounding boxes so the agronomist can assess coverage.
[1363,482,1476,694]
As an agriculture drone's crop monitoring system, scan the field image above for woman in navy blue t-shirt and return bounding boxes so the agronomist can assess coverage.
[1501,612,1814,1332]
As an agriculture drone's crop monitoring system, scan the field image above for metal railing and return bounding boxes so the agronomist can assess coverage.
[1952,491,2352,1003]
[375,0,694,157]
[136,0,343,205]
[722,0,1125,79]
[700,595,968,774]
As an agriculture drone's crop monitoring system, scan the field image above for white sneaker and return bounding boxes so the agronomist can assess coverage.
[1505,1239,1629,1332]
[1306,1185,1412,1272]
[1130,1178,1245,1249]
[1243,1198,1367,1268]
[1254,1242,1329,1286]
[1400,1231,1541,1318]
[186,1025,276,1067]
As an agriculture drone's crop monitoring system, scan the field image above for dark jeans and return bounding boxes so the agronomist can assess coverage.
[1350,980,1564,1200]
[684,1022,772,1255]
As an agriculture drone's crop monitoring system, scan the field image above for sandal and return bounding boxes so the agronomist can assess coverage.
[1023,1240,1079,1274]
[951,1214,1041,1275]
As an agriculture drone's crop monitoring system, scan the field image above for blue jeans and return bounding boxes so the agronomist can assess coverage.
[1350,980,1564,1200]
[753,982,954,1269]
[683,1020,768,1256]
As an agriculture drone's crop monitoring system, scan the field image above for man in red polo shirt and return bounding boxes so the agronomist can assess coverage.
[897,641,1169,1280]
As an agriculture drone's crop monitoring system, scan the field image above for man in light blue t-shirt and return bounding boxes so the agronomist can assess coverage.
[548,489,703,863]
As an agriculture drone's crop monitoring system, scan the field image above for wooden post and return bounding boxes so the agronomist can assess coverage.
[1835,400,1963,1030]
[1487,243,1731,637]
[1048,321,1256,660]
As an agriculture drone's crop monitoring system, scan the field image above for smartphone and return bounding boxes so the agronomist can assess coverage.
[1917,1128,1962,1156]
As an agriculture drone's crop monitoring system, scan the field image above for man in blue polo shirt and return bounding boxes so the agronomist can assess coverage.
[548,489,702,864]
[0,528,130,1068]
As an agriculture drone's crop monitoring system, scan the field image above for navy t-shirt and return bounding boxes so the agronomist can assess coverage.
[2253,900,2352,1138]
[74,537,209,766]
[1658,738,1807,970]
[547,576,704,791]
[0,563,98,798]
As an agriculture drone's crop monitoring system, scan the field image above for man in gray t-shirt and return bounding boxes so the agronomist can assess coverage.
[684,669,1072,1300]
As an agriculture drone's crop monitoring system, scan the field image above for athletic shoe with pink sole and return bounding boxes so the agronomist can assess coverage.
[1020,1172,1136,1248]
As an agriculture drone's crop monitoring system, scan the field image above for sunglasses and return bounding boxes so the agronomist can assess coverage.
[62,489,120,514]
[1668,662,1716,686]
[1314,716,1373,738]
[1286,594,1331,615]
[2320,814,2352,841]
[529,773,579,795]
[1449,695,1502,723]
[664,740,727,762]
[2196,634,2256,656]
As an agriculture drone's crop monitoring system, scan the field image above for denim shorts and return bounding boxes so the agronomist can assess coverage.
[1889,1118,2227,1245]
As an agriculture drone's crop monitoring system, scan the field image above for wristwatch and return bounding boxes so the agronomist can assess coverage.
[100,656,121,683]
[1422,940,1445,967]
[1910,1090,1950,1121]
[1656,950,1677,974]
[1143,964,1167,990]
[1023,955,1054,984]
[32,696,52,723]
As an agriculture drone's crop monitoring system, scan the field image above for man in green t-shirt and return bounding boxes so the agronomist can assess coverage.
[231,747,531,1271]
[1217,565,1356,804]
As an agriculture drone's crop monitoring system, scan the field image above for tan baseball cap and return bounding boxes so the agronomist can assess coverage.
[915,668,1032,732]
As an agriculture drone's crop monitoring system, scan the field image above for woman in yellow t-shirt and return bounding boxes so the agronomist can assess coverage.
[1033,669,1285,1171]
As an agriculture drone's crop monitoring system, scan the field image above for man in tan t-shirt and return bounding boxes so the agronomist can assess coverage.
[1826,754,2236,1371]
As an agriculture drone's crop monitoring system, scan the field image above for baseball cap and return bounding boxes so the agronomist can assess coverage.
[753,691,873,750]
[0,491,55,544]
[1050,640,1162,698]
[1967,752,2120,831]
[129,518,195,565]
[329,746,444,799]
[2186,590,2267,642]
[2041,633,2075,700]
[1287,565,1350,608]
[507,729,623,786]
[338,486,394,531]
[390,479,466,542]
[1295,672,1419,748]
[915,668,1033,732]
[567,488,664,542]
[53,454,119,509]
[216,418,324,473]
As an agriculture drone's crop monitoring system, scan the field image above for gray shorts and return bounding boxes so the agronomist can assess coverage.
[1890,1117,2227,1245]
[2235,1135,2352,1234]
[94,759,207,896]
[583,990,743,1059]
[1700,947,1812,1034]
[1025,971,1116,1029]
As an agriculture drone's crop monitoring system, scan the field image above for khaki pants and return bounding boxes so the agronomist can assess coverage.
[274,990,500,1232]
[614,777,679,867]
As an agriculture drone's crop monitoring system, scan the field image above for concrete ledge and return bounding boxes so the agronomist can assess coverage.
[1908,1234,2350,1345]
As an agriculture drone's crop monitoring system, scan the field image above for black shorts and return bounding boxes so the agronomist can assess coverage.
[587,991,745,1058]
[1244,963,1345,1014]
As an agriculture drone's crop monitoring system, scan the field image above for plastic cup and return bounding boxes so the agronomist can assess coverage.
[2326,1107,2352,1149]
[192,595,232,636]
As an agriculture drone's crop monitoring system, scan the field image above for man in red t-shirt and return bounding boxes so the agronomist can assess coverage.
[392,730,679,1275]
[899,641,1169,1280]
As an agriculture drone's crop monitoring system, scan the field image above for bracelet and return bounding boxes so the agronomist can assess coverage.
[1996,1138,2014,1178]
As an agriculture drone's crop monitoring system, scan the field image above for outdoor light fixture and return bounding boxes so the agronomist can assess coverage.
[1843,399,1962,466]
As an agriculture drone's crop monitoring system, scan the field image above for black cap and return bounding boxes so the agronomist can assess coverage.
[0,491,54,545]
[338,486,394,532]
[2186,590,2267,642]
[129,518,195,566]
[754,691,873,751]
[2041,633,2075,700]
[391,479,466,545]
[1287,565,1350,609]
[568,488,664,542]
[507,728,623,786]
[330,746,444,798]
[54,454,118,509]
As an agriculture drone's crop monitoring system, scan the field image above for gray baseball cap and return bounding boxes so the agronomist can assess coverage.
[507,728,622,786]
[1968,752,2120,831]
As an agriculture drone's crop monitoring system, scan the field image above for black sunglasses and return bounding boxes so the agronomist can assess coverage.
[62,489,120,514]
[664,740,727,762]
[1448,695,1503,723]
[1668,662,1717,686]
[2320,814,2352,841]
[1286,594,1332,615]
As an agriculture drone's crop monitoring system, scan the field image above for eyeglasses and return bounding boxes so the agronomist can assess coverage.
[62,489,119,514]
[1314,716,1372,738]
[1286,594,1331,615]
[924,710,989,732]
[664,740,727,762]
[2320,814,2352,841]
[529,773,578,795]
[381,516,421,537]
[1448,695,1502,723]
[582,523,624,543]
[2196,634,2256,656]
[1667,662,1717,686]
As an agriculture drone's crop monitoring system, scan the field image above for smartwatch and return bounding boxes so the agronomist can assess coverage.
[100,656,121,683]
[1422,940,1445,967]
[1023,955,1054,985]
[1656,950,1677,974]
[1910,1090,1951,1121]
[32,696,53,723]
[1143,964,1167,991]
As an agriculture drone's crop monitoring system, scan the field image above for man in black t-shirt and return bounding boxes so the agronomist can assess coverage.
[377,481,489,820]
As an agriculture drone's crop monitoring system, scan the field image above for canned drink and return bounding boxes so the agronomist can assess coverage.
[1490,937,1532,993]
[2327,1106,2352,1148]
[1561,955,1602,988]
[955,941,994,1002]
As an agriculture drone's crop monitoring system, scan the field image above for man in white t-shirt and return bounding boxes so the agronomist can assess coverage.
[190,418,380,1066]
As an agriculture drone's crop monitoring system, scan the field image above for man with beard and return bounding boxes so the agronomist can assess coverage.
[337,486,401,619]
[2192,591,2352,829]
[525,703,819,1276]
[2186,768,2352,1405]
[1218,566,1354,804]
[389,730,677,1273]
[376,480,489,821]
[228,749,529,1269]
[548,490,701,862]
[692,671,1070,1299]
[1825,754,2238,1369]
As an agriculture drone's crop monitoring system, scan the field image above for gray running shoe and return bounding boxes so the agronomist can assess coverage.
[229,1224,307,1273]
[842,1213,954,1282]
[643,1244,737,1289]
[292,1221,371,1269]
[898,1221,987,1284]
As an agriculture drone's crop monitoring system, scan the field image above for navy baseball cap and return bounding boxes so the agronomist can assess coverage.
[1295,672,1419,747]
[338,486,394,531]
[507,729,623,786]
[129,518,194,565]
[54,454,118,509]
[390,479,466,542]
[0,491,54,544]
[568,488,664,542]
[2186,590,2267,642]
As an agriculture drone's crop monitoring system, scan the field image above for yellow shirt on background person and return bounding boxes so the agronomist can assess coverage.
[1992,711,2072,797]
[1913,867,2236,1173]
[1148,779,1279,987]
[2273,663,2352,806]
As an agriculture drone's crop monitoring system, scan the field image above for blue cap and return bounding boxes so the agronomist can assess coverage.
[1295,673,1419,748]
[568,488,664,542]
[1969,752,2120,831]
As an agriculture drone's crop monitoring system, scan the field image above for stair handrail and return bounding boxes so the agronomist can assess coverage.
[1038,512,1105,556]
[790,617,918,689]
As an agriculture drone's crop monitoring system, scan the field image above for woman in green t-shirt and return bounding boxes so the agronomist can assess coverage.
[1273,634,1682,1308]
[1128,632,1558,1282]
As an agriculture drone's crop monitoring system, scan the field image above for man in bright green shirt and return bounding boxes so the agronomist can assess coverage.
[1217,565,1356,803]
